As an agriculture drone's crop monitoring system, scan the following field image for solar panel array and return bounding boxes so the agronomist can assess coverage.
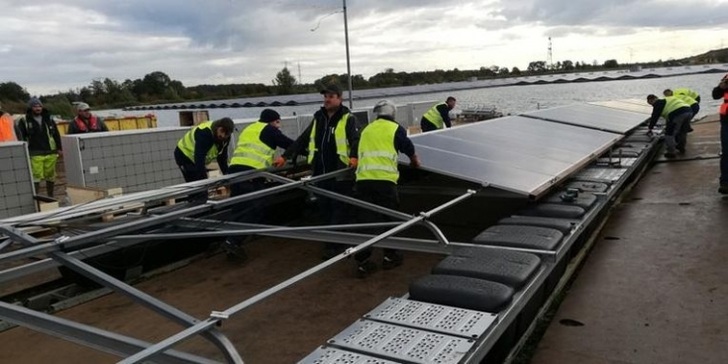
[62,128,188,193]
[125,64,728,111]
[0,142,36,218]
[521,103,649,134]
[402,114,628,197]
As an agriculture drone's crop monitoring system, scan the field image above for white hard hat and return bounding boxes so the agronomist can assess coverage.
[373,99,396,118]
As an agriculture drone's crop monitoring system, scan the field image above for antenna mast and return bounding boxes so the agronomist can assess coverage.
[547,37,553,69]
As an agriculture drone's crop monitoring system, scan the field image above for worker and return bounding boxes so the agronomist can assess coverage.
[420,96,456,132]
[16,97,62,197]
[67,102,109,134]
[282,84,362,260]
[663,89,699,121]
[712,74,728,194]
[672,87,701,103]
[0,101,17,142]
[354,99,420,278]
[646,94,693,158]
[174,118,234,203]
[223,109,294,261]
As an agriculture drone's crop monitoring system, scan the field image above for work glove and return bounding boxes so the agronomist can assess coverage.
[273,156,286,168]
[410,154,421,168]
[349,157,358,168]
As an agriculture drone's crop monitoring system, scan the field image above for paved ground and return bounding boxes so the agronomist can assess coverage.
[532,119,728,364]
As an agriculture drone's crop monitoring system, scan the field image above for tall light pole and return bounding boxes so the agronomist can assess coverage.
[342,0,353,109]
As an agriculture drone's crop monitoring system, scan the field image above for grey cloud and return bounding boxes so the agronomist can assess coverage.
[493,0,728,29]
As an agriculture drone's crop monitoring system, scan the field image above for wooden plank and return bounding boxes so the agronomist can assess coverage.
[38,201,60,212]
[66,185,124,205]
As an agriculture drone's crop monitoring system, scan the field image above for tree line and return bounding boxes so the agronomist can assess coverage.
[1,51,723,118]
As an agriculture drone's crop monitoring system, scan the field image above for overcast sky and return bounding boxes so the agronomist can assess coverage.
[1,0,726,95]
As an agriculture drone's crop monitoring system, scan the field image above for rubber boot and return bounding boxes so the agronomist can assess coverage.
[46,181,55,198]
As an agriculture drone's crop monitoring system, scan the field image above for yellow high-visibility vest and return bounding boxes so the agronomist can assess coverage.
[422,103,446,129]
[230,122,274,169]
[177,121,220,164]
[307,113,351,165]
[356,119,399,183]
[660,96,690,119]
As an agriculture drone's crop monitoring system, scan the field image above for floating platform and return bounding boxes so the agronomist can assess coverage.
[0,99,688,363]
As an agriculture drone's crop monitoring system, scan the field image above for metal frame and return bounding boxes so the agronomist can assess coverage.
[0,166,476,364]
[0,124,659,363]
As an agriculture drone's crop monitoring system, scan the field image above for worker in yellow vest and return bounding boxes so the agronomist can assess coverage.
[354,100,420,278]
[646,94,693,158]
[16,97,62,197]
[420,96,456,132]
[223,109,294,261]
[282,84,362,260]
[174,117,234,183]
[663,88,700,120]
[712,74,728,194]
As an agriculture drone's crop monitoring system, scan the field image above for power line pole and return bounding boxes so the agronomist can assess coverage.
[298,62,302,84]
[343,0,353,109]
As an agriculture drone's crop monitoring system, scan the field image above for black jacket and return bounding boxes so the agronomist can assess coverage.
[712,86,726,100]
[283,105,361,176]
[17,108,62,156]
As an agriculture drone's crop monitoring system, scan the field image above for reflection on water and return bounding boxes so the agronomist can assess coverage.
[100,72,725,127]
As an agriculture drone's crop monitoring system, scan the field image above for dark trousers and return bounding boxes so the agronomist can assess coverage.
[174,147,208,202]
[691,104,700,119]
[664,112,692,153]
[354,180,400,263]
[317,178,354,255]
[420,117,437,132]
[174,147,206,182]
[721,115,728,185]
[227,165,266,245]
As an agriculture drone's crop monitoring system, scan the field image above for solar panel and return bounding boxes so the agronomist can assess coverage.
[521,103,647,134]
[401,116,622,197]
[589,99,653,115]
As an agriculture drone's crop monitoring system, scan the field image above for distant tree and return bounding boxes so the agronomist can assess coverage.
[0,81,30,101]
[527,61,547,73]
[478,66,496,78]
[603,59,619,68]
[273,67,297,95]
[142,71,173,96]
[562,60,575,71]
[510,67,521,75]
[314,74,343,89]
[498,67,509,75]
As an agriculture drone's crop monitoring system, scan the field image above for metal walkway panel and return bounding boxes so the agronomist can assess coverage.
[298,346,400,364]
[522,103,646,134]
[364,297,497,339]
[402,116,621,197]
[573,167,629,183]
[596,157,638,167]
[328,320,474,364]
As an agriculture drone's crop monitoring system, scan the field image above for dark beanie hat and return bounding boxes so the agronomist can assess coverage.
[260,109,281,123]
[28,97,42,108]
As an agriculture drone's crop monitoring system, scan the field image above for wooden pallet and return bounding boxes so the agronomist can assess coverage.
[100,203,146,222]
